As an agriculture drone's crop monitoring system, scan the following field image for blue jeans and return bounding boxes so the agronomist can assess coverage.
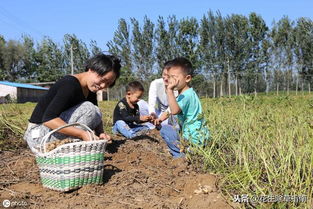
[160,125,185,158]
[112,120,149,139]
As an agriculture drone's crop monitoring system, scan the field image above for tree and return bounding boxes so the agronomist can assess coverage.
[155,16,171,73]
[294,17,313,92]
[177,17,199,71]
[271,16,295,94]
[131,16,155,81]
[107,18,134,85]
[2,40,24,81]
[260,35,272,94]
[36,37,64,81]
[199,11,220,97]
[90,40,102,56]
[0,35,6,80]
[63,34,90,74]
[214,12,227,96]
[224,14,250,96]
[246,12,268,94]
[167,15,181,57]
[21,35,37,81]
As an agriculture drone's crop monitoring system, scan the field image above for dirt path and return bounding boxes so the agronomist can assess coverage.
[0,130,234,209]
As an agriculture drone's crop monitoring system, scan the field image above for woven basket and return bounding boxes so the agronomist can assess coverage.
[31,123,107,192]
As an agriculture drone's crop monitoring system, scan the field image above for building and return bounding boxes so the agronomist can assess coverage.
[0,81,48,103]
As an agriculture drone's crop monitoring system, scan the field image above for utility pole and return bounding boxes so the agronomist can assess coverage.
[70,45,74,75]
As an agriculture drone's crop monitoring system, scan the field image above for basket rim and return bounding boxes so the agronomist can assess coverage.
[32,139,107,157]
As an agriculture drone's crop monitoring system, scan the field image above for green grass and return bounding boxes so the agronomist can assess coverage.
[189,95,313,208]
[0,95,312,208]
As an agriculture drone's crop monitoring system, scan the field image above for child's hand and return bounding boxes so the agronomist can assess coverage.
[140,115,151,122]
[154,118,162,126]
[150,113,158,120]
[167,77,179,91]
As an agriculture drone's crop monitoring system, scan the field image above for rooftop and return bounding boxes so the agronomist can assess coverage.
[0,81,49,90]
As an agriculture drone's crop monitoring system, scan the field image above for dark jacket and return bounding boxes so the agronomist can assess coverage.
[113,97,142,126]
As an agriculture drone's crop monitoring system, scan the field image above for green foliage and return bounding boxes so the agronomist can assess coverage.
[0,12,313,94]
[131,16,155,80]
[63,34,90,74]
[294,18,313,79]
[0,102,35,150]
[1,40,24,81]
[36,37,65,81]
[90,40,102,56]
[1,95,311,208]
[188,95,313,208]
[107,18,134,84]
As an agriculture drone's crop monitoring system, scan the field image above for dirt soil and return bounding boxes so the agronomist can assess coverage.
[0,130,235,209]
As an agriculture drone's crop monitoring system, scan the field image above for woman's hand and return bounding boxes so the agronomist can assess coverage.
[99,133,112,143]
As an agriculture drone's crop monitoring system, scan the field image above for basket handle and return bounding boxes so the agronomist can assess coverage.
[40,123,95,153]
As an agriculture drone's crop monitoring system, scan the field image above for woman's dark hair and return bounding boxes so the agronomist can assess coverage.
[85,53,121,87]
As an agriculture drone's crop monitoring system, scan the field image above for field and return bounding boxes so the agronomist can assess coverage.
[0,95,312,208]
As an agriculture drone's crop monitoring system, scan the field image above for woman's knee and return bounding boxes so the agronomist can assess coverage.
[80,102,101,116]
[62,102,102,129]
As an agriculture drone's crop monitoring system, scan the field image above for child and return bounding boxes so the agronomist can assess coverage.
[155,57,210,158]
[112,81,152,139]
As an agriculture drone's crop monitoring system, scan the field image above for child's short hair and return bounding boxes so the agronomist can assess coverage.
[163,57,194,76]
[126,81,144,92]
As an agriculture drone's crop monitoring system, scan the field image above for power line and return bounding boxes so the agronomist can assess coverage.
[0,6,44,38]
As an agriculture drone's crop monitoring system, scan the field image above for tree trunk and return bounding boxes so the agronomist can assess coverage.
[213,77,216,98]
[212,73,216,98]
[296,74,299,95]
[276,83,279,96]
[254,76,257,97]
[228,72,231,97]
[239,78,242,95]
[302,79,304,95]
[235,75,238,96]
[265,70,269,95]
[309,83,311,94]
[220,75,223,97]
[107,88,110,101]
[227,60,231,97]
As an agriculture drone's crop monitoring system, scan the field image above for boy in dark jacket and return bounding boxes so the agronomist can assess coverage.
[112,81,152,138]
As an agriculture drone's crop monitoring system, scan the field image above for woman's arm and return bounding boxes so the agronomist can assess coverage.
[148,80,158,114]
[44,118,92,141]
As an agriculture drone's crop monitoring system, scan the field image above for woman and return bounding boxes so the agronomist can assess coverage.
[148,64,178,127]
[24,53,121,149]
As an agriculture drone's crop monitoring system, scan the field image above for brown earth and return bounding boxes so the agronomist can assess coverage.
[0,130,236,209]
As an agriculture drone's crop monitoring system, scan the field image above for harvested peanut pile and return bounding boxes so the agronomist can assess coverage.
[45,138,76,152]
[0,131,235,209]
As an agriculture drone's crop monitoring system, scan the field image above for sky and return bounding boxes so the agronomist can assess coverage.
[0,0,312,51]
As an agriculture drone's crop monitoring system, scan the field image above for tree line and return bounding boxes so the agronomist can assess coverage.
[0,10,312,96]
